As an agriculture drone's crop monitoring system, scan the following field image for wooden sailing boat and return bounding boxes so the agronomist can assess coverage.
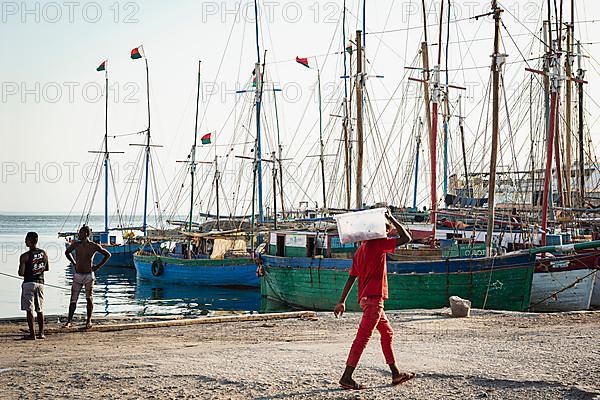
[259,1,539,312]
[133,57,259,287]
[59,57,160,267]
[407,2,600,311]
[526,3,599,311]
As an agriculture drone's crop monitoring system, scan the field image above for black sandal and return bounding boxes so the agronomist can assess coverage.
[340,380,366,390]
[392,372,415,386]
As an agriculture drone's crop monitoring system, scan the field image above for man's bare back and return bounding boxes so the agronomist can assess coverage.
[64,226,111,328]
[66,240,103,273]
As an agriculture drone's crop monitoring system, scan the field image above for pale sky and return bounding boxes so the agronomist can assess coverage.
[1,0,599,222]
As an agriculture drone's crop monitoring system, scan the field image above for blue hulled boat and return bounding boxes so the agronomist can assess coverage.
[134,254,259,287]
[132,60,260,289]
[133,235,259,287]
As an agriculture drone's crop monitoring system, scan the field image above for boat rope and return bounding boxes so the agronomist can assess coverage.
[108,129,147,138]
[260,263,302,311]
[197,0,240,133]
[126,147,145,228]
[83,149,104,226]
[499,3,546,48]
[147,238,161,257]
[528,268,599,310]
[0,271,130,302]
[109,162,126,230]
[58,166,95,235]
[150,155,165,229]
[113,146,142,229]
[366,15,476,36]
[481,254,498,310]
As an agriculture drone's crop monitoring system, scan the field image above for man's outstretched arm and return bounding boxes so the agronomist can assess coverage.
[334,275,357,318]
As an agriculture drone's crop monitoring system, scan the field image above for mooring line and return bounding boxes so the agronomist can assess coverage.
[0,271,131,302]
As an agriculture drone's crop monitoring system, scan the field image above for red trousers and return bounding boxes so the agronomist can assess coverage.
[346,296,395,368]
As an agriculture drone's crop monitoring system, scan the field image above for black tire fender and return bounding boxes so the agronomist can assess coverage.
[151,258,164,277]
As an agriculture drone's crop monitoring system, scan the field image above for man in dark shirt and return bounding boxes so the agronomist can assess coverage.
[18,232,49,340]
[334,210,414,389]
[64,225,111,329]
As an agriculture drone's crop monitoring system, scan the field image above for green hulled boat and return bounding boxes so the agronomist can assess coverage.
[259,231,536,312]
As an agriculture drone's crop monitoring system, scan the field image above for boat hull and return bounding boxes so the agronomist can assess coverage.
[260,253,535,312]
[531,252,600,311]
[592,277,600,307]
[134,254,259,287]
[93,243,138,267]
[89,242,161,268]
[530,269,597,312]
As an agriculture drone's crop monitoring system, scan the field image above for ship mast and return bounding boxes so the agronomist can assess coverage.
[564,0,574,207]
[576,40,586,206]
[355,29,364,209]
[458,95,470,198]
[412,118,423,209]
[540,7,561,246]
[342,0,351,209]
[142,57,151,236]
[188,61,201,236]
[90,62,124,235]
[103,68,109,233]
[485,1,503,255]
[428,0,445,244]
[253,0,264,223]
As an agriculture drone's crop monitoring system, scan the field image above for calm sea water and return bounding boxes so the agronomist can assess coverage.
[0,215,262,319]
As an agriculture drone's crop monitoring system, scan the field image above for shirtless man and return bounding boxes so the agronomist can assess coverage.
[64,225,111,328]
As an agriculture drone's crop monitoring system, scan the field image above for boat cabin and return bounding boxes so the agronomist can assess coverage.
[91,231,121,246]
[266,230,498,261]
[167,235,249,260]
[267,231,358,258]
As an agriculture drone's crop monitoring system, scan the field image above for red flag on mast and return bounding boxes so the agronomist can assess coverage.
[96,60,107,72]
[131,45,144,60]
[200,133,212,145]
[295,56,310,68]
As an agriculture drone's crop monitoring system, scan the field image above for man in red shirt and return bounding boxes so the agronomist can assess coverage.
[334,210,414,390]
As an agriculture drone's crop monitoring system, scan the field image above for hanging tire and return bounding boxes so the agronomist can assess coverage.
[151,258,164,277]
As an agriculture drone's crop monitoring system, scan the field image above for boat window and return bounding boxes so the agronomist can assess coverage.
[92,235,100,243]
[276,235,285,257]
[306,236,315,257]
[109,236,117,245]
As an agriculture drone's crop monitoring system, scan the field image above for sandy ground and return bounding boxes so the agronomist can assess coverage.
[0,310,599,400]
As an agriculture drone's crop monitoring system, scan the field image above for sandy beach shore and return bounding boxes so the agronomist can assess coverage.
[1,309,599,399]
